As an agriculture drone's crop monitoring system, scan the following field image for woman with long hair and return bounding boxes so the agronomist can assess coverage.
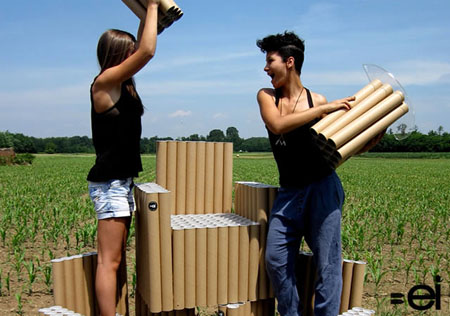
[87,1,160,315]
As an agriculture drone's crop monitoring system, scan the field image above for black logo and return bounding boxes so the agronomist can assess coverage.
[148,201,158,211]
[391,275,441,311]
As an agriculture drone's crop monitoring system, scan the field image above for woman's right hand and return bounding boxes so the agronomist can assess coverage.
[321,96,354,114]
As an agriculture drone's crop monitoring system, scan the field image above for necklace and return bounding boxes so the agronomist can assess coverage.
[276,87,305,146]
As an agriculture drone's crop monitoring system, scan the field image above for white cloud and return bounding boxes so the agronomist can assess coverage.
[213,113,227,119]
[168,110,192,118]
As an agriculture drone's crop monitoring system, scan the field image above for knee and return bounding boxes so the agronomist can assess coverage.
[97,254,123,272]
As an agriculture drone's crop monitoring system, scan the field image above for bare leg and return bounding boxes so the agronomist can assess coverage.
[96,217,130,316]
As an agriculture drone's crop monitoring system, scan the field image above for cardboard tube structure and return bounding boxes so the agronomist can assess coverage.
[63,257,76,312]
[122,0,146,20]
[51,258,66,307]
[156,141,168,187]
[310,79,383,136]
[185,142,197,214]
[328,91,404,149]
[256,187,269,300]
[339,259,354,314]
[173,227,185,309]
[195,226,207,306]
[167,141,177,212]
[195,142,206,214]
[176,141,187,214]
[159,192,174,311]
[117,255,129,316]
[223,142,233,212]
[72,255,86,314]
[214,142,224,213]
[207,226,218,306]
[337,103,409,161]
[82,253,95,316]
[204,142,215,213]
[349,261,366,309]
[217,225,229,304]
[184,227,196,308]
[146,193,162,312]
[248,224,260,301]
[238,224,250,302]
[320,84,393,141]
[228,225,239,303]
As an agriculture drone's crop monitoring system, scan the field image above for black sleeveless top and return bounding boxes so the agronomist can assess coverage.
[87,79,143,182]
[267,88,333,188]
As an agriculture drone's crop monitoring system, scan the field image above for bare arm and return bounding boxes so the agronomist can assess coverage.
[257,88,354,135]
[92,0,160,112]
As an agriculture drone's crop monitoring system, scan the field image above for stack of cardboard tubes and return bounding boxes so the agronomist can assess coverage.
[50,252,128,315]
[311,79,409,168]
[48,140,370,315]
[121,0,183,34]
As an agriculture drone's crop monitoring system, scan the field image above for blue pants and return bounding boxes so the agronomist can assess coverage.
[265,172,345,316]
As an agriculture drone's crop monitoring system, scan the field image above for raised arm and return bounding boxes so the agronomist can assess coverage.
[93,0,160,111]
[257,88,354,135]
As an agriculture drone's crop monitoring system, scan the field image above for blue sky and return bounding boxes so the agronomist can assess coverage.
[1,0,449,139]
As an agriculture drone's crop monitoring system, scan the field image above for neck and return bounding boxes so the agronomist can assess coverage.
[280,73,303,99]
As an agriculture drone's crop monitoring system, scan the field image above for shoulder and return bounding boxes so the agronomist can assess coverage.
[308,90,327,106]
[257,88,276,104]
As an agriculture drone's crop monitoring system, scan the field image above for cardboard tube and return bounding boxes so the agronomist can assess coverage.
[122,0,147,20]
[51,258,66,307]
[195,142,206,214]
[214,142,224,213]
[116,255,129,316]
[303,252,315,316]
[204,142,215,213]
[329,91,404,149]
[156,141,168,187]
[72,255,86,314]
[63,257,76,312]
[248,224,260,301]
[217,226,229,304]
[228,225,239,303]
[159,192,173,311]
[82,253,95,315]
[176,141,187,215]
[146,192,162,312]
[223,142,233,213]
[244,184,251,219]
[337,103,409,161]
[173,228,185,310]
[349,261,366,308]
[167,141,177,213]
[268,187,277,212]
[186,142,197,214]
[196,227,207,306]
[310,79,383,136]
[320,84,393,141]
[227,305,239,316]
[339,259,354,314]
[207,226,218,306]
[238,224,249,302]
[256,187,269,300]
[184,228,196,308]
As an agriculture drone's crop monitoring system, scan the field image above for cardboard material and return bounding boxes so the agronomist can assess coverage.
[310,79,383,136]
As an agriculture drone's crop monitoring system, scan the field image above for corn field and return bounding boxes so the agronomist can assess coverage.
[0,154,449,315]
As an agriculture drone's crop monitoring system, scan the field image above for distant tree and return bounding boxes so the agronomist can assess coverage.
[241,137,271,152]
[45,142,57,154]
[207,129,226,142]
[437,126,444,136]
[0,131,14,148]
[225,127,243,151]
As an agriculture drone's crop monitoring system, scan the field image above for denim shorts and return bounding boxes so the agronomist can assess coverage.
[88,178,135,220]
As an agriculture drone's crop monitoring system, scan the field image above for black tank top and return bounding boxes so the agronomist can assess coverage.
[87,79,143,182]
[267,88,332,188]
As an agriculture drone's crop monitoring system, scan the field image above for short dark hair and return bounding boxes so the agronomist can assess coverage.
[256,31,305,74]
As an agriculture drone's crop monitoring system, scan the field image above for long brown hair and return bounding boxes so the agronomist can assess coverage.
[96,29,141,103]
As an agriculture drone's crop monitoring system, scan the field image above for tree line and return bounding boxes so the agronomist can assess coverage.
[1,127,449,154]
